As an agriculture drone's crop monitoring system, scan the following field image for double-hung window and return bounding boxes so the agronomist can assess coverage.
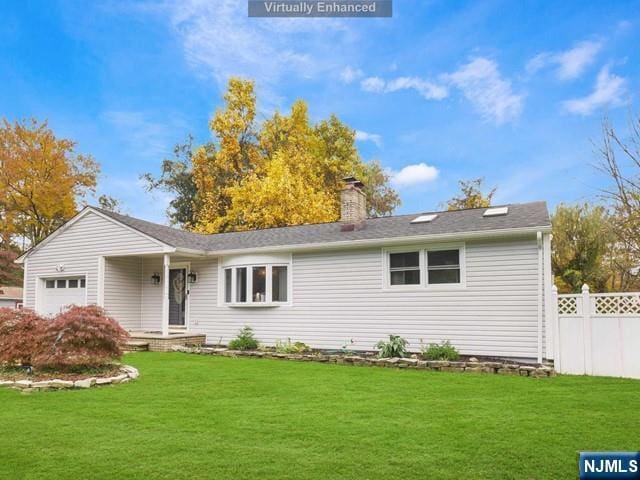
[427,249,461,284]
[389,252,421,286]
[386,245,464,288]
[223,264,289,306]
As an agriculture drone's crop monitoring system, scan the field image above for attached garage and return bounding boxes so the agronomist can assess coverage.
[39,276,87,316]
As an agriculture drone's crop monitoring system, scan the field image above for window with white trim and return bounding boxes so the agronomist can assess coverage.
[427,249,460,284]
[223,264,290,305]
[386,245,464,288]
[389,251,421,286]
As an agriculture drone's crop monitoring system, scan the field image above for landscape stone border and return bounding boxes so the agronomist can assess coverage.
[172,346,556,378]
[0,365,139,391]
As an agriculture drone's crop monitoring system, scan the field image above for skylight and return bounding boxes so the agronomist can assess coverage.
[411,214,438,224]
[483,207,509,217]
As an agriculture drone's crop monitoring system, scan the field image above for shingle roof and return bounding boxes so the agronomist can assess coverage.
[94,201,550,253]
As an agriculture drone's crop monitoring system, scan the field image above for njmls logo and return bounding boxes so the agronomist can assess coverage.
[580,452,640,479]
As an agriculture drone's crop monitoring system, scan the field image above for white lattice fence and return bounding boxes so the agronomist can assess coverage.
[554,284,640,379]
[557,295,578,315]
[592,293,640,315]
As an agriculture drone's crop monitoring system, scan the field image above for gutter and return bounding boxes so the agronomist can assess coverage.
[202,225,552,257]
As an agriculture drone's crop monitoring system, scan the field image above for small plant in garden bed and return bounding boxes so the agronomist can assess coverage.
[375,335,408,358]
[228,326,260,351]
[421,340,460,361]
[275,338,311,354]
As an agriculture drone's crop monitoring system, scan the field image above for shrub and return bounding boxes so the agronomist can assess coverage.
[421,340,460,361]
[375,335,408,358]
[0,308,45,366]
[228,326,259,351]
[32,305,128,370]
[275,338,311,354]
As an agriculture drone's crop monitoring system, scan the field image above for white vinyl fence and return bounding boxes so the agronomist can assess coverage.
[554,284,640,379]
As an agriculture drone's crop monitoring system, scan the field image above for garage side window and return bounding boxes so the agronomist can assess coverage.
[46,280,55,288]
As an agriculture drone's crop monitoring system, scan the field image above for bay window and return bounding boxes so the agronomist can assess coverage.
[223,264,290,306]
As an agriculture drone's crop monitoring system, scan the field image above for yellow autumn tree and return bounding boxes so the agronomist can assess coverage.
[224,151,337,230]
[0,118,99,246]
[187,78,400,233]
[192,79,262,233]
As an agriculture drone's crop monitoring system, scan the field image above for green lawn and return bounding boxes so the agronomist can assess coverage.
[1,353,638,479]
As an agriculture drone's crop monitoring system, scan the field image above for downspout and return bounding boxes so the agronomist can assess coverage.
[22,259,28,308]
[536,231,543,364]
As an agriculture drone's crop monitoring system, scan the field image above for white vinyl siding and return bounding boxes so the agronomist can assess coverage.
[103,257,143,329]
[185,236,546,359]
[24,211,167,313]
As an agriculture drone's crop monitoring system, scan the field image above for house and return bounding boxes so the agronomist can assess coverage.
[0,286,23,309]
[16,179,553,362]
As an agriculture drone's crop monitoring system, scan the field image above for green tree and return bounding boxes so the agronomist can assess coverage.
[551,203,614,293]
[141,137,201,228]
[445,177,496,210]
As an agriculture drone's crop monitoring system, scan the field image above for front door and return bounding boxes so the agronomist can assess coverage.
[168,268,187,327]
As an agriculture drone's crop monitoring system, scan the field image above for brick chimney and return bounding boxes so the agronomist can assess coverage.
[340,177,367,223]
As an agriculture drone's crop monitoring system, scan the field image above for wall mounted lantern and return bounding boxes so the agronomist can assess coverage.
[187,272,198,284]
[151,273,161,285]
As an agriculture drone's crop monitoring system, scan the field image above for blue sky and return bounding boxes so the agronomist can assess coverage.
[1,1,638,224]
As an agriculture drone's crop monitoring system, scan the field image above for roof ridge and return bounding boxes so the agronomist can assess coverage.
[92,200,548,239]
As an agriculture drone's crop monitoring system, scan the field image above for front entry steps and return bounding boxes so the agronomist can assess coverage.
[126,332,206,352]
[124,340,150,352]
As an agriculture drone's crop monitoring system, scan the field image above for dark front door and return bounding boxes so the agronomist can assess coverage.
[168,268,186,326]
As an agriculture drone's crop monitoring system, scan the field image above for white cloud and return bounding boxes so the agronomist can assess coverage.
[340,66,363,84]
[102,110,184,159]
[355,130,382,147]
[361,76,386,93]
[360,76,448,100]
[526,40,602,80]
[162,0,352,96]
[391,163,439,187]
[563,65,628,115]
[445,57,524,124]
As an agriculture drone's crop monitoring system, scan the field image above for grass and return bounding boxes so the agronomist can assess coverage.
[0,353,638,479]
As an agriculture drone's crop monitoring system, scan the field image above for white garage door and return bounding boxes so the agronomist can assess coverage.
[41,277,87,316]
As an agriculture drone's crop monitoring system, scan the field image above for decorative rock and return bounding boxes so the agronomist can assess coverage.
[0,380,14,387]
[49,379,74,389]
[95,378,113,385]
[484,362,504,369]
[109,374,128,384]
[497,368,518,375]
[14,380,32,389]
[468,357,479,362]
[400,358,419,365]
[31,381,53,389]
[427,361,449,368]
[465,367,483,373]
[74,378,95,389]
